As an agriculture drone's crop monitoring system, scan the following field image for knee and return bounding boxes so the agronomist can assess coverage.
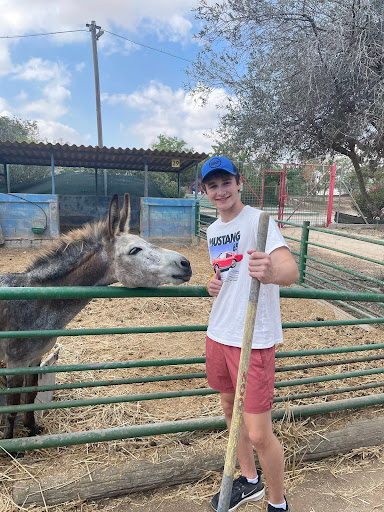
[248,430,274,451]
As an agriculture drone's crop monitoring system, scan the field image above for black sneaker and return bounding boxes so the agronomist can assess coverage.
[267,496,290,512]
[211,470,265,512]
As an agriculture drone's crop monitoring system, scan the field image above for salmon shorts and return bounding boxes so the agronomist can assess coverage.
[205,335,276,414]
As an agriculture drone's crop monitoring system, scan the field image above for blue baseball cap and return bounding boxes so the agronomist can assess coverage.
[201,156,239,181]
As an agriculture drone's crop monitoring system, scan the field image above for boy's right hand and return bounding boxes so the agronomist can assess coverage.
[207,268,222,296]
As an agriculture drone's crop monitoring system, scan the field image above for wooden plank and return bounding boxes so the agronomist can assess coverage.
[12,415,384,507]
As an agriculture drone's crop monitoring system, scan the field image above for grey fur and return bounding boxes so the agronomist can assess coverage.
[0,194,192,440]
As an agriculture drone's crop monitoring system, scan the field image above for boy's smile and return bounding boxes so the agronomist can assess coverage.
[203,173,244,222]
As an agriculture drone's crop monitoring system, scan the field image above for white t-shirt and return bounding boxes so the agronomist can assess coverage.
[206,205,288,349]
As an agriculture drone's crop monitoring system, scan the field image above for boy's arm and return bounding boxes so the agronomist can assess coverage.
[247,246,299,286]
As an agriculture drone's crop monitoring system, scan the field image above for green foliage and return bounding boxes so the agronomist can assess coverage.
[0,116,49,188]
[150,134,194,153]
[353,186,384,218]
[189,0,384,216]
[149,134,196,197]
[0,116,39,143]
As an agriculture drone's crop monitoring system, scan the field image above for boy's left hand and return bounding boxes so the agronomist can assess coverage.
[247,249,276,284]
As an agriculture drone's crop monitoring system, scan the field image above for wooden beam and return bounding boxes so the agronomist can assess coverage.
[12,415,384,507]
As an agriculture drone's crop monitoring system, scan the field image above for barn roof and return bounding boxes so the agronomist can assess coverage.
[0,140,209,173]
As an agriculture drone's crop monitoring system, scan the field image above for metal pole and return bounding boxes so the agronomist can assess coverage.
[195,160,199,200]
[144,158,148,197]
[6,164,10,193]
[298,221,310,285]
[51,151,55,194]
[86,21,106,194]
[335,164,344,224]
[177,171,181,198]
[326,163,337,226]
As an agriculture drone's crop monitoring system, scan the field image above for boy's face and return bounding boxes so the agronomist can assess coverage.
[203,172,242,212]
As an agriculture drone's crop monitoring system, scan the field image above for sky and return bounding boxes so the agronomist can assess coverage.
[0,0,228,154]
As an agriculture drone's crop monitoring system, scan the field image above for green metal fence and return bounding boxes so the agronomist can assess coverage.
[283,220,384,318]
[0,285,384,452]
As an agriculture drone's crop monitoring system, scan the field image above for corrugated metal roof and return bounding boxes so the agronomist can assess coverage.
[0,141,208,172]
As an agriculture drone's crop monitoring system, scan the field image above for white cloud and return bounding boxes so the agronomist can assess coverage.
[0,1,198,46]
[0,97,11,117]
[13,58,70,83]
[10,58,72,122]
[104,80,229,153]
[37,119,90,145]
[75,62,86,72]
[0,42,13,77]
[3,56,83,144]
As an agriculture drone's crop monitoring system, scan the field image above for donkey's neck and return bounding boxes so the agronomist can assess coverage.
[27,233,114,287]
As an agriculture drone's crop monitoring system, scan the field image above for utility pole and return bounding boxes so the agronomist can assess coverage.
[86,20,108,195]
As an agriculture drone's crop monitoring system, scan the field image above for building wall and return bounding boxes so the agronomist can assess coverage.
[140,197,196,244]
[58,195,140,232]
[0,193,59,246]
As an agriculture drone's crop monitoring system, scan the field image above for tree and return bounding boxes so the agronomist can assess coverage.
[0,116,49,188]
[0,116,39,143]
[149,134,196,197]
[188,0,384,218]
[151,134,194,154]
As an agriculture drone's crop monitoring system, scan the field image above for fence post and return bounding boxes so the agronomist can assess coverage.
[326,163,337,226]
[298,221,310,285]
[195,201,200,236]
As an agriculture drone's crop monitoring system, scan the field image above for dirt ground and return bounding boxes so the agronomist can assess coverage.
[0,226,384,512]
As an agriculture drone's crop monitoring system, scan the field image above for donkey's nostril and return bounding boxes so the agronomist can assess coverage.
[180,257,191,269]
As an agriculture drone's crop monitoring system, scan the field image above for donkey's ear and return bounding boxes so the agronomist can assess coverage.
[119,193,131,233]
[108,194,120,238]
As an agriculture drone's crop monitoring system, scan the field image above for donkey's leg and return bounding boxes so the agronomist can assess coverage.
[3,374,24,440]
[23,371,43,436]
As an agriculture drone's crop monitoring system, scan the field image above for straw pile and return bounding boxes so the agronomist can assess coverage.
[0,243,383,511]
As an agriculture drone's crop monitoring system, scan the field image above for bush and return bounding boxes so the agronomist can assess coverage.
[353,186,384,218]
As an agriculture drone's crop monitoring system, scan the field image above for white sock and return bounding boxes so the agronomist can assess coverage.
[268,500,287,510]
[246,475,259,484]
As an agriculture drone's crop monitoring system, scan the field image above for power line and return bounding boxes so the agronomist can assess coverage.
[0,27,193,62]
[104,30,192,63]
[0,29,87,39]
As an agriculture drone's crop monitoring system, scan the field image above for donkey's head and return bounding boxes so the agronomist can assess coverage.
[106,194,192,288]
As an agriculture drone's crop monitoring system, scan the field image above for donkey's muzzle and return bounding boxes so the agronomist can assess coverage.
[172,256,192,282]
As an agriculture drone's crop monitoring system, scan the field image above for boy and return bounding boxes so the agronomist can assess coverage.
[202,156,299,512]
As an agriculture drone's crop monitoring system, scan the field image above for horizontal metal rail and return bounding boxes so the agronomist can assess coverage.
[1,285,384,302]
[3,353,384,395]
[304,271,384,317]
[1,394,384,453]
[306,239,384,267]
[1,366,383,415]
[302,280,376,318]
[2,342,384,378]
[0,285,211,300]
[303,256,384,287]
[2,316,384,341]
[308,225,384,246]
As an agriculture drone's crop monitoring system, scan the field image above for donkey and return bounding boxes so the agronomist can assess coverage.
[0,194,192,440]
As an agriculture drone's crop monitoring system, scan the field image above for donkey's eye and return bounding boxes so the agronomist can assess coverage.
[128,247,142,255]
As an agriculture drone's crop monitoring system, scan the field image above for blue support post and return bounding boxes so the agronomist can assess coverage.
[178,171,181,197]
[144,157,148,198]
[51,151,55,194]
[194,160,199,200]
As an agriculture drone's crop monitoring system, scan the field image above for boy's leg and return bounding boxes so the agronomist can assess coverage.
[243,410,285,504]
[220,392,258,479]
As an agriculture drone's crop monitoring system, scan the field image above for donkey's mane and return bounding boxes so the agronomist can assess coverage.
[26,220,109,282]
